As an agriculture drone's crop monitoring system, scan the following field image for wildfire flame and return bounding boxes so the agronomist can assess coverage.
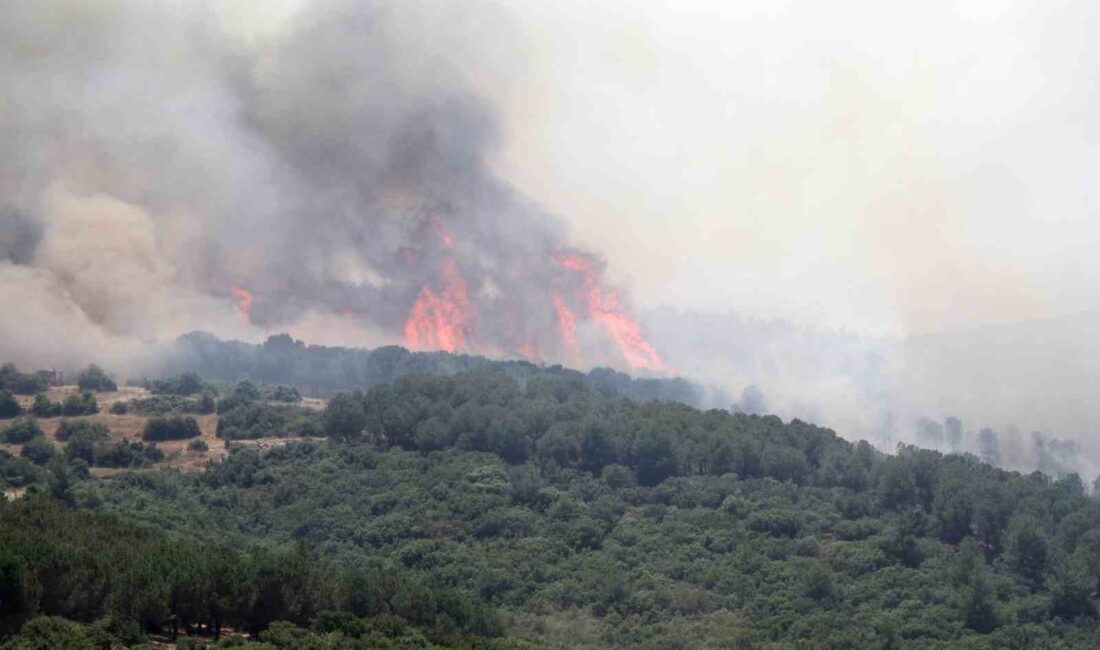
[231,286,254,323]
[403,259,472,353]
[551,292,580,361]
[399,213,664,372]
[554,253,665,371]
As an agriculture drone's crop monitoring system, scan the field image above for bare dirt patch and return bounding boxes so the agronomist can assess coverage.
[300,397,326,410]
[2,486,27,500]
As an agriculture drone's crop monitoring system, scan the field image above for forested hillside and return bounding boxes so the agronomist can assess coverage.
[1,362,1100,648]
[151,332,712,405]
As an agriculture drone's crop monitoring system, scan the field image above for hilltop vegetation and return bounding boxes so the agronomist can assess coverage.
[0,361,1099,648]
[154,332,711,405]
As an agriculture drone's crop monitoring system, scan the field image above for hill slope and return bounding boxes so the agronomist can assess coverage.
[1,362,1099,648]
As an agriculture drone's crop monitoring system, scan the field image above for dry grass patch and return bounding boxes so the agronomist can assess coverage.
[6,386,328,475]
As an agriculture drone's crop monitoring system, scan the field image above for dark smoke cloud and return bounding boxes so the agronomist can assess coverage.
[0,0,637,370]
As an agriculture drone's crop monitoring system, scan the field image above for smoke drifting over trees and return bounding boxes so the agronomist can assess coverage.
[643,307,1100,481]
[2,1,1098,480]
[0,0,660,373]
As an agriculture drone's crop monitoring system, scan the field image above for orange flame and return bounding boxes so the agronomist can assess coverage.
[403,259,471,352]
[231,286,253,323]
[551,291,581,361]
[554,253,664,371]
[516,340,541,361]
[398,211,662,371]
[404,216,474,352]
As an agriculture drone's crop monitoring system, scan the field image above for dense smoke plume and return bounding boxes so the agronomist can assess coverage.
[0,0,661,374]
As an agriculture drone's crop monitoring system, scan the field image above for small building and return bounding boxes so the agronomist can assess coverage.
[36,368,64,386]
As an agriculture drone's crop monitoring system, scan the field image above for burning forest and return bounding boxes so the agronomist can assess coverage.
[0,0,665,374]
[394,213,664,369]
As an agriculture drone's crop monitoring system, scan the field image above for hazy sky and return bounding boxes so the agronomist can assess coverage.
[487,0,1100,335]
[217,1,1100,334]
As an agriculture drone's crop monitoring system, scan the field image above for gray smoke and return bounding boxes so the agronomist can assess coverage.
[642,307,1100,481]
[0,0,636,372]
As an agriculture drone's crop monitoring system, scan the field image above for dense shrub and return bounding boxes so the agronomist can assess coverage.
[109,401,128,415]
[0,363,48,395]
[30,395,62,418]
[128,393,214,415]
[214,381,319,441]
[266,384,302,403]
[76,364,117,392]
[61,392,98,416]
[92,439,164,467]
[0,498,500,645]
[0,451,42,487]
[149,371,205,396]
[54,419,110,442]
[216,402,319,440]
[1,616,113,650]
[0,391,21,419]
[63,431,98,465]
[63,393,98,416]
[20,436,56,465]
[143,416,201,441]
[3,417,43,444]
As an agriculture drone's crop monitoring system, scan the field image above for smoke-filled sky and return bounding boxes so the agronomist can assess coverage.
[2,0,1099,475]
[0,0,671,371]
[495,0,1100,335]
[210,0,1100,335]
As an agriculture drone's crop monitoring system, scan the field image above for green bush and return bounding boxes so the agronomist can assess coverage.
[0,452,42,487]
[0,391,21,419]
[60,392,98,416]
[55,419,110,442]
[64,431,97,465]
[143,416,201,441]
[76,364,118,392]
[93,440,164,467]
[129,393,214,416]
[31,394,63,418]
[0,363,48,395]
[3,417,43,444]
[149,371,205,396]
[748,508,802,537]
[2,615,104,649]
[217,402,286,440]
[20,436,56,466]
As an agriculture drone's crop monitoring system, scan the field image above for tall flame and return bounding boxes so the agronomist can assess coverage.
[551,291,580,361]
[403,218,472,352]
[555,253,664,371]
[231,286,254,323]
[399,213,664,372]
